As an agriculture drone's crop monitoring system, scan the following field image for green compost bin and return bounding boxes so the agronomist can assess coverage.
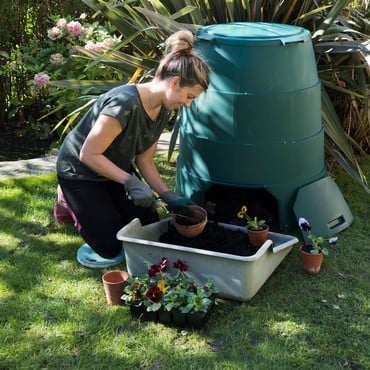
[176,22,353,233]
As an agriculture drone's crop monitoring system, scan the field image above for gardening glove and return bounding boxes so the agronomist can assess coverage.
[159,190,191,211]
[124,173,156,208]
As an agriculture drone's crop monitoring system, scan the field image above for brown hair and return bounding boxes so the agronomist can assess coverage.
[155,30,210,90]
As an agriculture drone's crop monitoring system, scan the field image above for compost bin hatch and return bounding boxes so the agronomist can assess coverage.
[204,185,280,232]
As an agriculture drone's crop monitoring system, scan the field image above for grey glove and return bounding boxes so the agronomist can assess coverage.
[125,174,156,208]
[160,190,191,210]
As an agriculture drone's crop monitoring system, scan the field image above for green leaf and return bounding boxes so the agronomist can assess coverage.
[312,0,352,40]
[147,303,162,312]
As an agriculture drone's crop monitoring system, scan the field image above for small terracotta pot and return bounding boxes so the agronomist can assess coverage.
[247,224,269,247]
[300,245,323,275]
[172,205,207,238]
[102,270,129,305]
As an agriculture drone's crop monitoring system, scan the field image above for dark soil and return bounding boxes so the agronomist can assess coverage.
[0,124,56,161]
[301,244,314,253]
[173,206,204,225]
[159,221,259,256]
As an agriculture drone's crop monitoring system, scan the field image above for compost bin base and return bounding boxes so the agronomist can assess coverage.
[159,221,258,256]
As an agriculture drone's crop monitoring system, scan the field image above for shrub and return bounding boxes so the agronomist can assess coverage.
[4,12,124,137]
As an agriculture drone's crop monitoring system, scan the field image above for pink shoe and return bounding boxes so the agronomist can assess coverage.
[53,185,81,232]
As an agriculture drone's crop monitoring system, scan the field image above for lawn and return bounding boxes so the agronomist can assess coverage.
[0,155,369,369]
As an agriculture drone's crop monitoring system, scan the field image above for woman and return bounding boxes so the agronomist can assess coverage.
[55,30,210,268]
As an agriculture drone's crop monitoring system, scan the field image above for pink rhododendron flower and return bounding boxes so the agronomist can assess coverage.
[33,72,50,88]
[47,26,63,40]
[101,38,114,49]
[95,42,107,52]
[84,41,101,52]
[56,18,67,28]
[67,21,83,37]
[50,53,64,66]
[85,38,114,52]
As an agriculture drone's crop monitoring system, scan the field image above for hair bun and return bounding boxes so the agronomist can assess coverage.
[164,30,194,55]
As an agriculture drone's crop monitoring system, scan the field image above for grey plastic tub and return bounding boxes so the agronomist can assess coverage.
[117,218,298,302]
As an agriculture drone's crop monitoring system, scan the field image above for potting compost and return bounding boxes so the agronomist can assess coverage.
[159,221,258,256]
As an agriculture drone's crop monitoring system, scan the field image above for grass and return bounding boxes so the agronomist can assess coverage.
[0,155,369,369]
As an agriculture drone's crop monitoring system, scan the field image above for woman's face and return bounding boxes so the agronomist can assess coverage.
[165,77,204,111]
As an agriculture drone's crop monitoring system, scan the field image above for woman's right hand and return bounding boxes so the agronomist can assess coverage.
[124,173,156,208]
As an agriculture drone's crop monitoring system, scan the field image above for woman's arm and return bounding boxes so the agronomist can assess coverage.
[80,113,172,204]
[136,143,192,208]
[135,142,170,195]
[79,114,132,184]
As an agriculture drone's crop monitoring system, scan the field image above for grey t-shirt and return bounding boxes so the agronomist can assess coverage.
[56,84,170,181]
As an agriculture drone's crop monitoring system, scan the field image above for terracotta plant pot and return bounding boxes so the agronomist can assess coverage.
[300,245,323,275]
[247,224,269,247]
[172,205,208,238]
[102,270,129,305]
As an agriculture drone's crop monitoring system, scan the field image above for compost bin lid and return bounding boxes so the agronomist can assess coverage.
[197,22,310,45]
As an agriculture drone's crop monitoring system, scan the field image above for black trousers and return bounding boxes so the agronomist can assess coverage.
[57,175,159,258]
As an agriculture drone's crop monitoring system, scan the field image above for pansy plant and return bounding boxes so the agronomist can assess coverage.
[298,217,338,256]
[121,257,219,314]
[237,205,266,231]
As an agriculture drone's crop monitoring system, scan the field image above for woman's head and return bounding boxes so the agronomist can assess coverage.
[155,30,210,91]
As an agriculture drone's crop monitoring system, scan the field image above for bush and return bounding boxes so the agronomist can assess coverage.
[0,0,91,127]
[3,12,124,137]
